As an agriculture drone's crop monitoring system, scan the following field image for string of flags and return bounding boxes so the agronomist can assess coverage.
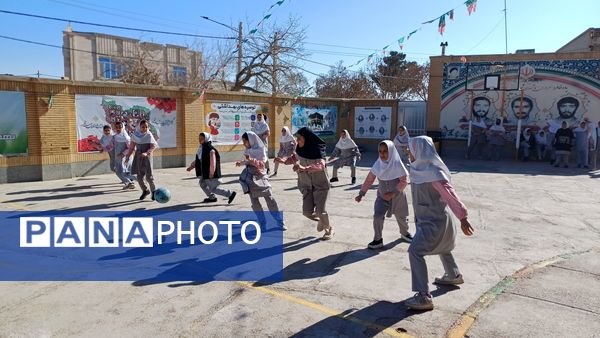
[197,0,289,94]
[347,0,478,69]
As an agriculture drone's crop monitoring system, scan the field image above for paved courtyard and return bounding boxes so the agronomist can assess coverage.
[1,154,599,337]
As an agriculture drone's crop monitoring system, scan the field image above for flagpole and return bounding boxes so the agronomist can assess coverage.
[504,0,508,54]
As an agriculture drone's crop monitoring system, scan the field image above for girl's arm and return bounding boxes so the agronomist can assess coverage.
[302,159,326,173]
[395,175,408,192]
[245,157,266,170]
[431,180,468,220]
[330,147,340,159]
[209,150,216,177]
[358,171,376,196]
[146,143,156,155]
[126,141,137,157]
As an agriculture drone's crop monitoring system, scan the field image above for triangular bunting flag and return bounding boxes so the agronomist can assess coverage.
[397,37,405,50]
[449,9,454,21]
[263,14,272,20]
[249,28,258,34]
[367,53,374,64]
[407,30,418,40]
[465,0,477,15]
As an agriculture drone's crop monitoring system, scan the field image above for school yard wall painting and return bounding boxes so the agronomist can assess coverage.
[75,95,177,152]
[0,91,27,155]
[440,59,600,141]
[291,104,338,142]
[203,100,269,145]
[354,106,392,139]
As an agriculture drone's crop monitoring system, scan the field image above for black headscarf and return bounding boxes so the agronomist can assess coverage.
[295,127,326,160]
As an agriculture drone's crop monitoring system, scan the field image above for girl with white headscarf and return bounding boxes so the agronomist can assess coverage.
[329,129,361,184]
[187,132,236,204]
[112,121,136,189]
[99,124,116,173]
[252,113,271,173]
[404,136,474,311]
[355,140,412,249]
[393,126,411,166]
[236,131,286,230]
[272,126,297,176]
[125,120,159,200]
[574,121,592,168]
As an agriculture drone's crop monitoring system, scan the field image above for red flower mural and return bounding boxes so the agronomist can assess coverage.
[78,135,102,152]
[147,97,177,113]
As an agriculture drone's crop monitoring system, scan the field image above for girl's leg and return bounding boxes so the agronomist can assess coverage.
[208,179,233,198]
[273,161,280,174]
[393,192,411,236]
[137,171,148,192]
[350,165,356,178]
[199,178,213,198]
[439,252,461,278]
[264,193,286,228]
[313,188,331,233]
[372,196,388,241]
[331,167,338,178]
[408,242,430,293]
[249,195,264,212]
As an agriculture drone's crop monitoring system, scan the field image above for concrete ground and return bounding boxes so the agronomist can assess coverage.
[0,154,599,338]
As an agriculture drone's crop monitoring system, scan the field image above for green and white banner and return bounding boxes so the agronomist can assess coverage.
[0,91,28,155]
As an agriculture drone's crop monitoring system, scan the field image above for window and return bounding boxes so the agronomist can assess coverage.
[98,57,124,79]
[172,66,187,84]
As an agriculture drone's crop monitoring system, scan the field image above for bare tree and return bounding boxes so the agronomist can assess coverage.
[230,16,308,94]
[315,62,378,99]
[120,43,163,86]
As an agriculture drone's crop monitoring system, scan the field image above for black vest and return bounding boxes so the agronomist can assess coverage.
[195,142,221,179]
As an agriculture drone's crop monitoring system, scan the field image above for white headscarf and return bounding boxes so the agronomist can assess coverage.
[370,140,408,181]
[280,126,295,143]
[335,129,358,150]
[197,132,212,158]
[131,126,159,147]
[244,131,266,162]
[536,131,547,145]
[522,128,531,142]
[113,127,130,143]
[252,115,270,138]
[408,136,451,184]
[394,127,410,145]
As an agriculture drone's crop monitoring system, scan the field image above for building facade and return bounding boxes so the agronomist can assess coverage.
[62,28,202,86]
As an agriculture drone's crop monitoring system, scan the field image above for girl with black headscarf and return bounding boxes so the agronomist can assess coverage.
[292,127,333,240]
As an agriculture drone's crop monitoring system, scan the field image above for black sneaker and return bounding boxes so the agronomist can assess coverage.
[267,168,271,175]
[151,191,156,201]
[203,197,218,203]
[330,177,339,183]
[228,191,237,205]
[140,190,150,200]
[368,239,384,249]
[351,177,356,184]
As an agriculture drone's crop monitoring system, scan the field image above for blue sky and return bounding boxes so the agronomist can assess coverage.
[0,0,598,83]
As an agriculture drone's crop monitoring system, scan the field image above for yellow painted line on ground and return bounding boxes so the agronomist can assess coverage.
[238,281,413,338]
[1,197,412,337]
[445,249,593,338]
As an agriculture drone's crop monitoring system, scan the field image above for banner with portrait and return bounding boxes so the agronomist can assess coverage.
[440,59,600,141]
[203,101,269,145]
[0,91,27,155]
[354,106,392,139]
[291,104,338,142]
[75,95,177,152]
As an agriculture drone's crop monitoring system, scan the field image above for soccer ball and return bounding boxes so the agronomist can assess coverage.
[154,187,171,204]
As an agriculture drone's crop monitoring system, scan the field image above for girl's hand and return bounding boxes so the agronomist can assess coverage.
[244,154,250,160]
[292,164,301,172]
[124,157,130,164]
[355,195,362,203]
[383,192,396,201]
[460,218,475,236]
[141,152,148,158]
[235,161,243,167]
[186,166,193,172]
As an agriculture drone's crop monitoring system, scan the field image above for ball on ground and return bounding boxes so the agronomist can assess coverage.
[154,187,171,204]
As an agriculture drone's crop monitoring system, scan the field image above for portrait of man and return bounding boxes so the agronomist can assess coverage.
[511,97,534,120]
[557,97,579,119]
[472,96,491,118]
[448,67,459,80]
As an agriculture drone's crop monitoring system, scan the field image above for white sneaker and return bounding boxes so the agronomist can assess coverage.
[400,233,413,243]
[321,228,334,240]
[282,224,288,231]
[434,274,464,285]
[405,293,434,311]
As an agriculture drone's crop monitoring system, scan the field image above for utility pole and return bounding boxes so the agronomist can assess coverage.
[504,0,508,54]
[237,21,243,77]
[272,32,278,95]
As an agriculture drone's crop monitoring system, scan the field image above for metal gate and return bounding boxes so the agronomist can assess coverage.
[397,101,427,136]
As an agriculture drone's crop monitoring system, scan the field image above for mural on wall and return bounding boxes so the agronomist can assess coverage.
[0,91,27,155]
[292,104,338,141]
[76,95,177,152]
[203,101,268,145]
[354,106,392,139]
[440,59,600,141]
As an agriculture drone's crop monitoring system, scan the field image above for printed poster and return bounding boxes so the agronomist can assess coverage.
[75,95,177,152]
[0,91,27,155]
[354,106,392,139]
[291,104,338,141]
[203,101,269,145]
